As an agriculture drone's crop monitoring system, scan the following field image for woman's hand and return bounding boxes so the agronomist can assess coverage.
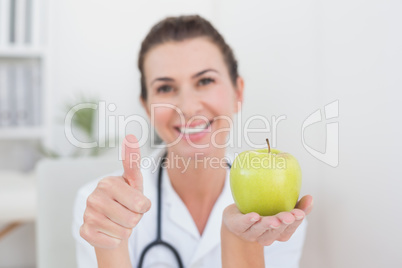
[221,195,313,268]
[80,135,151,250]
[223,195,313,246]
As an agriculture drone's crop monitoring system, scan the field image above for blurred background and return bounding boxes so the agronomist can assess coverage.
[0,0,401,267]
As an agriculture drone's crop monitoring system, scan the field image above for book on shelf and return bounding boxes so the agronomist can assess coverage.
[0,59,41,128]
[0,0,10,47]
[15,0,32,45]
[0,0,33,47]
[31,59,41,126]
[0,61,12,126]
[15,60,29,125]
[7,60,17,125]
[16,0,26,45]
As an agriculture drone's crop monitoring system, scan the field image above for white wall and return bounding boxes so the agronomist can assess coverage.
[304,1,402,267]
[2,0,401,267]
[217,2,402,267]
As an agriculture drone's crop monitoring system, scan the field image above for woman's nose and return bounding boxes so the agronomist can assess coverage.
[177,88,203,118]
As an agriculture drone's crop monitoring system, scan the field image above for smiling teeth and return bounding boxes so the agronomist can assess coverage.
[180,122,211,134]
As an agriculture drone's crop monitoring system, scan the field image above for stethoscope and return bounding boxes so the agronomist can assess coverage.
[137,153,231,268]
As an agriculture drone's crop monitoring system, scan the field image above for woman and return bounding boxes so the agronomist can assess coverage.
[73,15,313,268]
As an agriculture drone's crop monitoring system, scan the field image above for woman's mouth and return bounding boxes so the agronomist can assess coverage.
[177,120,213,134]
[174,119,214,142]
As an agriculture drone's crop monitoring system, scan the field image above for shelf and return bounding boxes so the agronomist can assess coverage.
[0,47,46,58]
[0,126,44,140]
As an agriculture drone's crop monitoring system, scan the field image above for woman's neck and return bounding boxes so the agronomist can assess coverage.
[165,148,229,234]
[165,149,228,197]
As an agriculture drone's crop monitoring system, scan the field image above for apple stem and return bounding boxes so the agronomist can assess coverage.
[266,138,271,154]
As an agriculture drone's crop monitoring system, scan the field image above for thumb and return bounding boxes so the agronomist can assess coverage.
[295,195,313,215]
[121,134,143,192]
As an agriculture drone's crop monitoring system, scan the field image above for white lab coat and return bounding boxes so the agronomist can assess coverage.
[72,148,307,268]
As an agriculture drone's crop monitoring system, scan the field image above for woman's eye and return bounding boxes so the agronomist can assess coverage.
[198,78,214,86]
[157,85,173,93]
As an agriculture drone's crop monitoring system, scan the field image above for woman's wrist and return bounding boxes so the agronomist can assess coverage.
[221,222,265,268]
[95,240,132,268]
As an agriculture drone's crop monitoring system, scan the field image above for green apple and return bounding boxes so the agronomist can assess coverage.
[230,139,302,216]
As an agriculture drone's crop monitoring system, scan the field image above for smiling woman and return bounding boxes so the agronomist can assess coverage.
[73,14,313,268]
[141,37,243,157]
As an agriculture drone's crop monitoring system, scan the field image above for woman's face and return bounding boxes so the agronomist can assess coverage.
[142,37,244,157]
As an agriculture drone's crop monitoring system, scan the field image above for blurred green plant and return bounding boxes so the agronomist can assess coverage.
[39,94,109,158]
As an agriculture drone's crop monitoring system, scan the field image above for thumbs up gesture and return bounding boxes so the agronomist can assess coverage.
[80,135,151,249]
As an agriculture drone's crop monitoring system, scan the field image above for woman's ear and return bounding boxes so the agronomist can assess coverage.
[234,76,244,113]
[140,97,151,118]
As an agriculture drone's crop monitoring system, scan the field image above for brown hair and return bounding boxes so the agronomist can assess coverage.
[138,15,239,101]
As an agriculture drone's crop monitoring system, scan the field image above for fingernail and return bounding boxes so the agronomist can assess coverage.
[310,198,314,207]
[283,220,293,225]
[295,215,304,220]
[269,224,279,229]
[250,217,259,222]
